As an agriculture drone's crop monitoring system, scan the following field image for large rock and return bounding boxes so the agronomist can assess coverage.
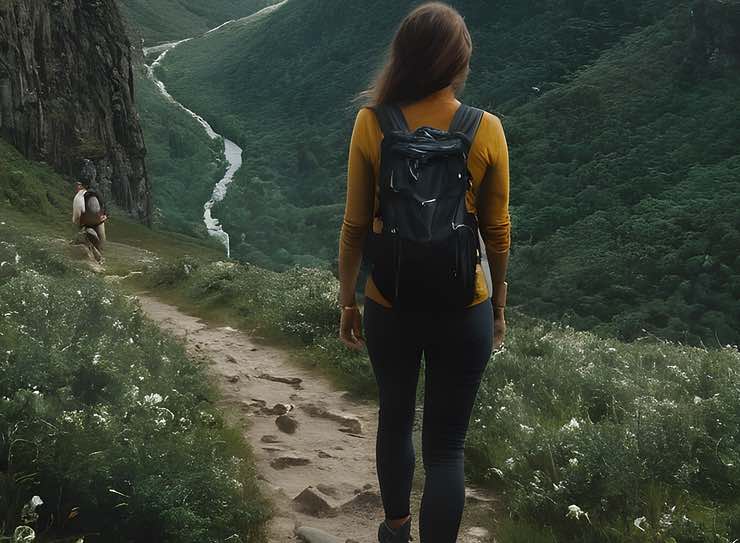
[293,487,338,518]
[340,490,382,514]
[0,0,151,222]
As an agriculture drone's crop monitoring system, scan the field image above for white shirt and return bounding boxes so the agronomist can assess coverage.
[72,190,86,225]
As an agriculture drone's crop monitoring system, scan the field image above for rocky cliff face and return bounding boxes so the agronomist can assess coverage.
[0,0,151,223]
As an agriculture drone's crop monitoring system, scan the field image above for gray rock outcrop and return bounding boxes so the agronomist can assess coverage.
[0,0,151,222]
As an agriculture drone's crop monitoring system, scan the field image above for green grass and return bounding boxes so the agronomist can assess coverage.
[0,226,269,542]
[148,256,740,543]
[156,0,740,348]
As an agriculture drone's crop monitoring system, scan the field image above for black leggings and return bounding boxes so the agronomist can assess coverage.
[364,298,493,543]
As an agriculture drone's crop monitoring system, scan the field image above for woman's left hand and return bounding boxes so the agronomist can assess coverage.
[340,306,365,351]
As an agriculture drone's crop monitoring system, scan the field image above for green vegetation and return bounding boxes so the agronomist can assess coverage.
[0,139,69,218]
[135,72,227,237]
[117,0,276,43]
[157,0,740,347]
[150,256,740,543]
[0,227,269,542]
[0,134,265,543]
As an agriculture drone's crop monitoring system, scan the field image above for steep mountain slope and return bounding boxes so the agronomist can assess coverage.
[135,73,227,236]
[159,0,740,346]
[117,0,276,43]
[0,0,151,222]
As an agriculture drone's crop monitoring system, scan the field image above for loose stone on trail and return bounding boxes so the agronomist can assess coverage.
[293,487,339,518]
[261,435,281,443]
[340,490,382,514]
[315,484,340,498]
[275,414,299,434]
[226,354,238,364]
[301,404,363,434]
[270,455,311,470]
[261,403,294,416]
[258,373,303,387]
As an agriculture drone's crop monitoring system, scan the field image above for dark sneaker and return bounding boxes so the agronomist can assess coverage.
[378,520,412,542]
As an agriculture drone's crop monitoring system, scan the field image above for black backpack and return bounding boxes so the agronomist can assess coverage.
[367,104,484,311]
[80,190,107,227]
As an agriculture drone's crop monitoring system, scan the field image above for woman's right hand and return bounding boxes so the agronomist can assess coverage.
[340,306,365,351]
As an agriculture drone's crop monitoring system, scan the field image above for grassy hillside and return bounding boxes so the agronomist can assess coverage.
[157,0,740,346]
[0,142,267,541]
[117,0,276,43]
[0,138,224,273]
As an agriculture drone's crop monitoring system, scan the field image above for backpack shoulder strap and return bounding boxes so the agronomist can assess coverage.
[372,104,410,135]
[449,104,485,144]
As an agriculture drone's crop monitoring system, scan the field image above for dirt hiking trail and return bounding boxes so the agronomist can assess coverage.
[137,294,496,543]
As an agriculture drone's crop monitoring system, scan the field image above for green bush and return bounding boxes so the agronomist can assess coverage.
[0,234,268,542]
[466,325,740,542]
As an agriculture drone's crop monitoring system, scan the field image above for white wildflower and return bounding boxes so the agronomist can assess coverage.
[15,254,21,264]
[143,393,163,405]
[569,457,579,466]
[519,424,534,434]
[489,467,504,479]
[563,418,581,431]
[693,396,702,405]
[634,516,647,532]
[13,526,35,543]
[92,354,101,365]
[566,504,590,523]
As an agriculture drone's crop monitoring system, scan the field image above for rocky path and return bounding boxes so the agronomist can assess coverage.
[137,294,496,543]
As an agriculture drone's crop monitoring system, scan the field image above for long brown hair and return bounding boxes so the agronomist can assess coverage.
[361,2,472,107]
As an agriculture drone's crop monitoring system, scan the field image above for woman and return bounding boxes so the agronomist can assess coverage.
[338,2,510,542]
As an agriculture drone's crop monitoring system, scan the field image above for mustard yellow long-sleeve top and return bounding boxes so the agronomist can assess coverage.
[340,95,511,308]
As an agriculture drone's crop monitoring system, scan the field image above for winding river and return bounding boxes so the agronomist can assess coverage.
[143,2,287,257]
